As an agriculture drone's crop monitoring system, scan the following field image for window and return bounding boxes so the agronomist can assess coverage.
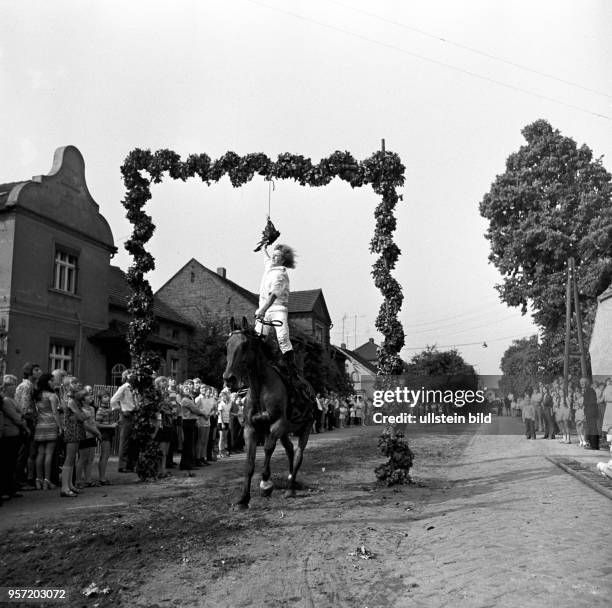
[170,358,179,379]
[49,342,74,373]
[315,325,324,343]
[54,249,78,293]
[111,363,127,386]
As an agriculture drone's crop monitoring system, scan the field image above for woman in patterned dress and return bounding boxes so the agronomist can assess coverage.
[33,373,62,490]
[60,381,89,497]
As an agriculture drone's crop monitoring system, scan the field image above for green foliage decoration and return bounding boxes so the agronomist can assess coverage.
[121,148,406,478]
[375,429,414,485]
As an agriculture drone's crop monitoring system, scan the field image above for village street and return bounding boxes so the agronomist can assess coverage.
[1,417,611,607]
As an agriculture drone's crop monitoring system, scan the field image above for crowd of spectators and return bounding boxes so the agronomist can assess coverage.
[0,362,370,504]
[502,376,612,454]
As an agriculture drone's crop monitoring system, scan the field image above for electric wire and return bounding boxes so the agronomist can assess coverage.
[246,0,610,121]
[328,0,612,100]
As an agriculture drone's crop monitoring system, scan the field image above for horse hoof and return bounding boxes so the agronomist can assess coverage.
[284,489,296,499]
[259,479,274,497]
[233,502,249,511]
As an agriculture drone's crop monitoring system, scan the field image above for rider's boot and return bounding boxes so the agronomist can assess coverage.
[282,350,307,421]
[249,392,270,424]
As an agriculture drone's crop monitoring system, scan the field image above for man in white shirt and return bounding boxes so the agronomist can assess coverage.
[110,370,137,472]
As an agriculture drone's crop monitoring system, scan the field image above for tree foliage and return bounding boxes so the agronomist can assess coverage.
[405,346,477,378]
[480,119,612,367]
[499,335,542,396]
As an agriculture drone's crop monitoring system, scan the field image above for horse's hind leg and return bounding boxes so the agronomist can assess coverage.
[284,425,311,498]
[235,425,257,509]
[259,433,279,497]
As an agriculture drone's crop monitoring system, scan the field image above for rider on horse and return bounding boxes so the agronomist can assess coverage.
[254,243,310,421]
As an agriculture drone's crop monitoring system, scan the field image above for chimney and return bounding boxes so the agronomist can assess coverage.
[341,342,346,349]
[217,267,226,279]
[369,338,374,343]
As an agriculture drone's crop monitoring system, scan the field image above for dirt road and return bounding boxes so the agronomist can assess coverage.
[2,419,610,607]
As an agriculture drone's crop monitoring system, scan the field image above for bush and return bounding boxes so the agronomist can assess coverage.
[375,430,414,485]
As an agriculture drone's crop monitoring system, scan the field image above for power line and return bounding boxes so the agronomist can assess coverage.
[328,0,612,100]
[246,0,610,121]
[405,313,521,336]
[403,332,535,351]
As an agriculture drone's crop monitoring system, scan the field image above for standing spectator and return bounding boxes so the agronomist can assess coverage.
[313,393,323,433]
[33,373,62,489]
[338,400,347,428]
[574,391,586,447]
[354,396,364,426]
[349,400,356,426]
[14,362,42,488]
[582,377,600,450]
[522,394,536,439]
[154,376,173,478]
[166,391,180,469]
[319,394,328,432]
[194,385,212,466]
[76,390,100,487]
[542,384,555,440]
[228,393,241,454]
[1,374,30,501]
[531,383,544,433]
[179,383,199,470]
[111,370,138,473]
[95,392,116,485]
[217,389,231,458]
[207,388,219,462]
[61,382,88,497]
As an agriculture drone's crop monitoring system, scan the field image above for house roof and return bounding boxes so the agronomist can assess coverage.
[0,181,24,211]
[354,338,379,362]
[156,258,259,306]
[109,266,194,328]
[336,345,378,373]
[289,289,324,313]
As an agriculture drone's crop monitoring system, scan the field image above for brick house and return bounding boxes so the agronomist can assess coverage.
[0,146,192,385]
[155,258,339,380]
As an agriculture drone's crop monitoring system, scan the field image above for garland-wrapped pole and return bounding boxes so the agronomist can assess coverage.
[120,148,406,479]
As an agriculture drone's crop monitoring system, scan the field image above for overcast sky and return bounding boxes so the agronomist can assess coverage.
[1,0,611,373]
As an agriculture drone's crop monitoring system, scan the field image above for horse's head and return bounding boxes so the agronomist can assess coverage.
[223,317,259,391]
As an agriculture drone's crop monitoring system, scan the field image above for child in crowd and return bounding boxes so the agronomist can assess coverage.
[95,392,116,485]
[76,391,99,487]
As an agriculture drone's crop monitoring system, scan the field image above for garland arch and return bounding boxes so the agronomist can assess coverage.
[120,148,405,478]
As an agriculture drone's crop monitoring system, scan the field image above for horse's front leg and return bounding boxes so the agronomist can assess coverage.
[279,433,295,477]
[259,421,283,497]
[285,424,311,498]
[235,425,257,509]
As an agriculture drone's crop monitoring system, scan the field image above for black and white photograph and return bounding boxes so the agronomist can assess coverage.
[0,1,611,606]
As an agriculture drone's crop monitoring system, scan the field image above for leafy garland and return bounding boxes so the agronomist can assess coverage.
[121,149,406,478]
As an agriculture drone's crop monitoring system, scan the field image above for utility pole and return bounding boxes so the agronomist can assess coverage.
[570,257,589,379]
[563,258,572,398]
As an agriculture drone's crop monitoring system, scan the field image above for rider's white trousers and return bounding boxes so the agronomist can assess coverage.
[255,308,293,353]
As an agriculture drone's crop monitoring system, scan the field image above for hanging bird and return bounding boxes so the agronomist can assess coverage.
[254,216,281,252]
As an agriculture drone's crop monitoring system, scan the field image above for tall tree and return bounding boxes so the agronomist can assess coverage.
[480,119,612,368]
[499,336,542,396]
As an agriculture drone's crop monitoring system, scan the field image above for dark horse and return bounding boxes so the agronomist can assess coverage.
[222,317,314,509]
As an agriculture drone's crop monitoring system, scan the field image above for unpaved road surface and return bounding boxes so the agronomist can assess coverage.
[2,420,610,607]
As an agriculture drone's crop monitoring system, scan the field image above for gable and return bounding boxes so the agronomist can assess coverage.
[1,146,115,252]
